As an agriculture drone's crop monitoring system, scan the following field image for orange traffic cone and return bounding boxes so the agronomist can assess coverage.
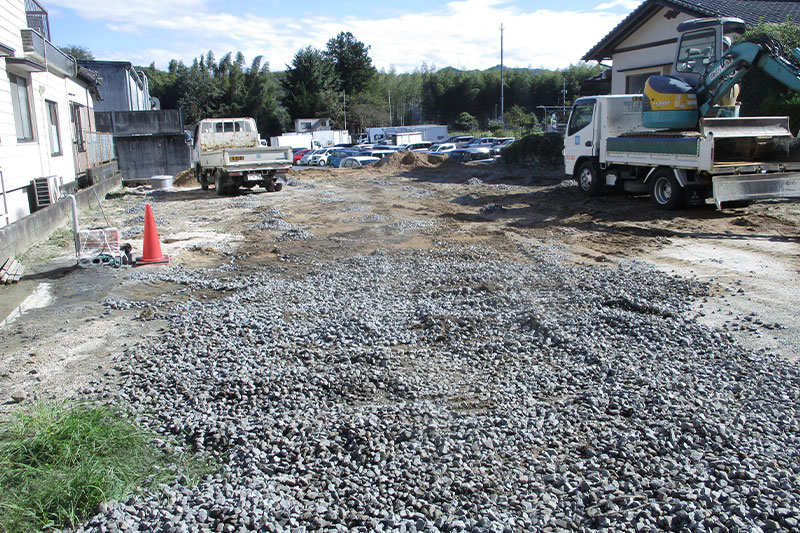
[134,203,170,267]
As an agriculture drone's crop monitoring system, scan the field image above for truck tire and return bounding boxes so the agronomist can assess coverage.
[649,169,684,210]
[197,165,209,190]
[214,169,229,196]
[576,161,604,196]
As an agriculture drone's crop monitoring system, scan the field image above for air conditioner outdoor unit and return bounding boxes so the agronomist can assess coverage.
[32,175,58,210]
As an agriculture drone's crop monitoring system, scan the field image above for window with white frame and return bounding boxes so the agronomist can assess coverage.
[46,101,62,156]
[9,73,33,142]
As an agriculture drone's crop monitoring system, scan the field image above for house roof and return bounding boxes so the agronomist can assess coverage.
[584,0,800,61]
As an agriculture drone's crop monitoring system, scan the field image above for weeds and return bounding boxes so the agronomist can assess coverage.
[0,401,207,532]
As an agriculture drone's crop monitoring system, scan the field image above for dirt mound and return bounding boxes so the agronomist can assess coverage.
[374,151,449,171]
[173,168,198,188]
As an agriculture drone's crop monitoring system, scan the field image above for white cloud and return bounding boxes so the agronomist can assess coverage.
[594,0,642,10]
[50,0,628,72]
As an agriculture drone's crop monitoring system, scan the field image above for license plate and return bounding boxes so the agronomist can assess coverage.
[229,155,244,162]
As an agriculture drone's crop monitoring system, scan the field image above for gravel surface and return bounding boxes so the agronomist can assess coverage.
[76,242,800,532]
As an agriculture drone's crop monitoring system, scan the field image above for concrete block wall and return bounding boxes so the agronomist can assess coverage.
[0,174,122,261]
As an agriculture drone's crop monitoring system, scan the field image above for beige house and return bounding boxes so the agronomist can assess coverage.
[584,0,800,94]
[0,0,103,227]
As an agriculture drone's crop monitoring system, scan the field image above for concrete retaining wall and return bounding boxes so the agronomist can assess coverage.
[115,135,191,182]
[0,174,122,260]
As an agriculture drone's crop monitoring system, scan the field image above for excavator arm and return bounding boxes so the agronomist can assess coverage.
[695,39,800,117]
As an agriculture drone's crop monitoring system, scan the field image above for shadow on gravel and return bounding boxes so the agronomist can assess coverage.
[21,264,78,281]
[438,181,800,243]
[111,187,277,204]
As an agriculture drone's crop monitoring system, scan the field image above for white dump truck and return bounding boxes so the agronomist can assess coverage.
[192,117,292,195]
[565,17,800,209]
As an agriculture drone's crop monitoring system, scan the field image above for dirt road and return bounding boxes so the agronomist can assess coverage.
[2,155,799,412]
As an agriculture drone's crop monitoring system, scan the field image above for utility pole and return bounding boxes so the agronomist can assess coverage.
[343,91,347,131]
[500,23,504,123]
[388,91,392,126]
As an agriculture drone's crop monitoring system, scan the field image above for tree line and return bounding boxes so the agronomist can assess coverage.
[132,32,606,138]
[63,20,800,138]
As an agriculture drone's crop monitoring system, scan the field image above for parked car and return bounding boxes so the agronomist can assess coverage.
[491,138,515,156]
[373,143,403,151]
[329,149,362,168]
[297,149,320,165]
[400,141,433,152]
[309,148,335,166]
[465,137,497,147]
[448,146,493,163]
[364,149,397,159]
[292,148,309,164]
[340,156,380,168]
[440,135,474,147]
[427,143,457,153]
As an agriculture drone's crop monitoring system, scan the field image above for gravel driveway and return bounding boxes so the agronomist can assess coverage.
[3,161,800,532]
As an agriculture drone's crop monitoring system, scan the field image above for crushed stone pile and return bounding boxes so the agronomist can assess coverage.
[75,243,800,532]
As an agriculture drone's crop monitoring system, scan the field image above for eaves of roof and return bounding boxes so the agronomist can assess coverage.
[583,0,800,62]
[583,0,706,62]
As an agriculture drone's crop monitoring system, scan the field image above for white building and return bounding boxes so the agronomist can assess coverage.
[0,0,101,227]
[294,118,331,132]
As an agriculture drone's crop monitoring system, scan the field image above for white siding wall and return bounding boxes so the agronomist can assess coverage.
[0,0,33,223]
[0,0,92,226]
[610,9,696,94]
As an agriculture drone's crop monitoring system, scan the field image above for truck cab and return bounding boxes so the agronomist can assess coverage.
[192,118,260,161]
[193,117,292,195]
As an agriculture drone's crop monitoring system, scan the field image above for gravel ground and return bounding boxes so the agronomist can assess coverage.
[4,166,799,532]
[77,241,800,531]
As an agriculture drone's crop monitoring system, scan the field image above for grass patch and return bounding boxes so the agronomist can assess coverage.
[0,401,208,532]
[18,227,75,264]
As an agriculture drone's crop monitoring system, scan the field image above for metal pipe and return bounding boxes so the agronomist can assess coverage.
[66,193,80,257]
[0,168,9,227]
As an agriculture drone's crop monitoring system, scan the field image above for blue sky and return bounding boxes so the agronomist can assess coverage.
[45,0,642,72]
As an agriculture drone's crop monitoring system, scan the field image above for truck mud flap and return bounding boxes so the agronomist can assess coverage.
[713,172,800,209]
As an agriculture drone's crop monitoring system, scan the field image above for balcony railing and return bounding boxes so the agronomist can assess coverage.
[25,0,50,41]
[20,28,76,77]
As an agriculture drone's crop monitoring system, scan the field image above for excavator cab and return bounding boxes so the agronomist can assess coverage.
[643,18,746,129]
[673,18,746,87]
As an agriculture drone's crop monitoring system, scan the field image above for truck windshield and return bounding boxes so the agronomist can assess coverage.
[676,29,716,74]
[568,102,595,136]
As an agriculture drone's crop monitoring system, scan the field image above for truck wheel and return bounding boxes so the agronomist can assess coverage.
[649,170,684,210]
[576,161,604,196]
[197,165,209,190]
[214,170,229,196]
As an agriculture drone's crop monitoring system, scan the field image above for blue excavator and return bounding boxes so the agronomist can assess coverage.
[642,17,800,130]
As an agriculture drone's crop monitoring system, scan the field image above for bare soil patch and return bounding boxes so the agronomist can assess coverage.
[2,159,799,415]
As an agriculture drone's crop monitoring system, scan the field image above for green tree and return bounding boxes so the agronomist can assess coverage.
[504,105,539,137]
[144,50,287,137]
[59,45,93,60]
[454,111,479,132]
[739,20,800,132]
[347,93,390,132]
[282,46,339,120]
[325,32,376,96]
